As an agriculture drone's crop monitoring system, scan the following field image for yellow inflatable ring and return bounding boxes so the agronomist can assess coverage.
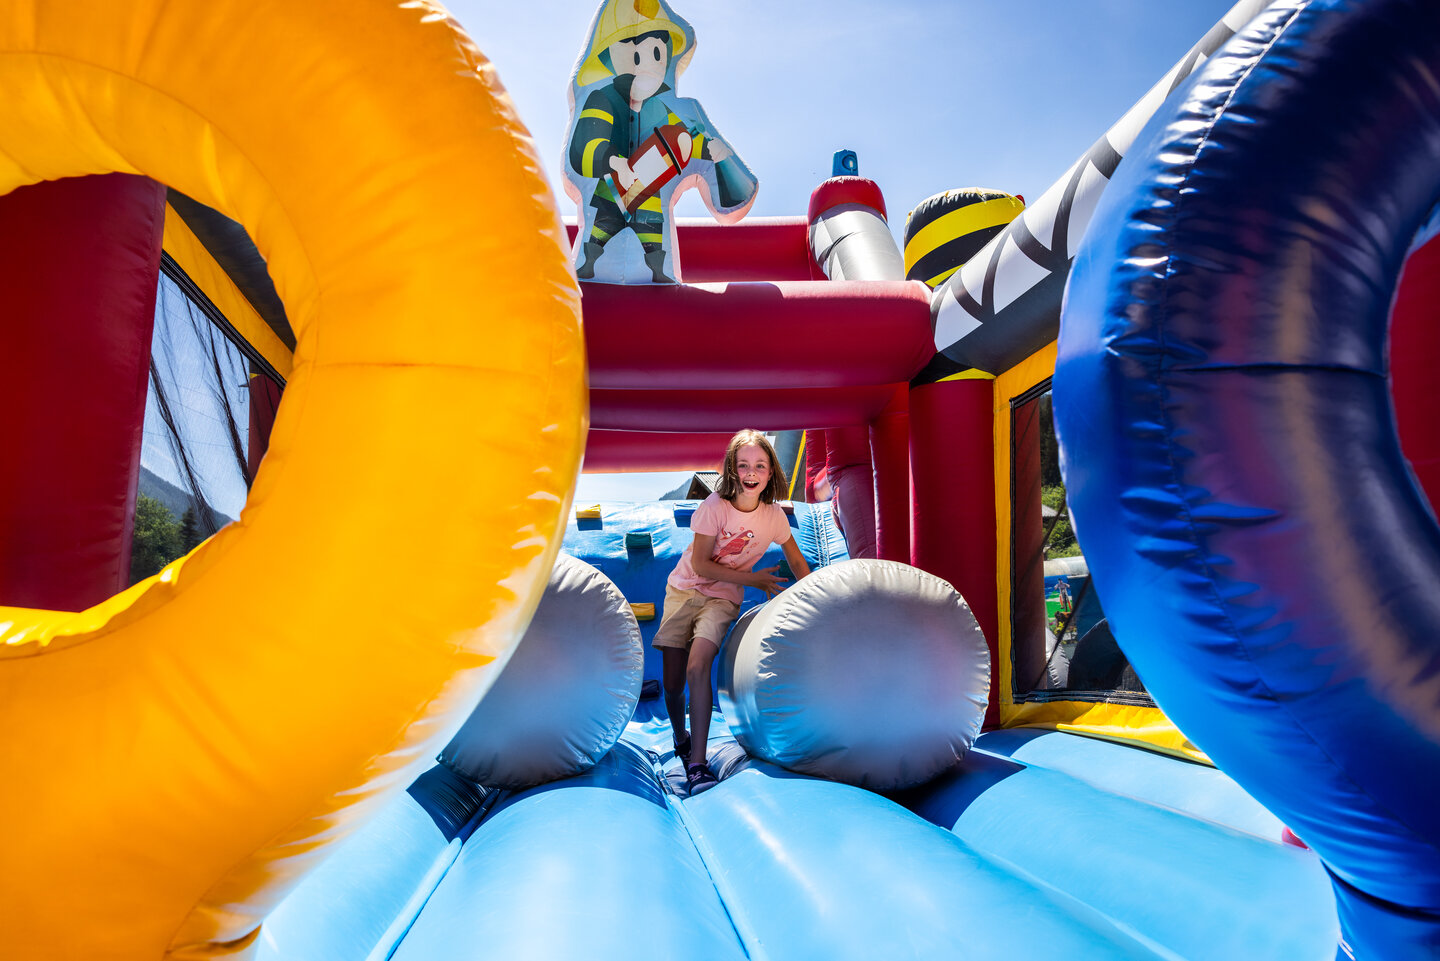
[0,2,586,958]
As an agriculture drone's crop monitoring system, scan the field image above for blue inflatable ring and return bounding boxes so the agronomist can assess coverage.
[1054,0,1440,955]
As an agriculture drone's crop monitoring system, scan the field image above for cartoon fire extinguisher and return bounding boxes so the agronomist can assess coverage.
[612,122,695,214]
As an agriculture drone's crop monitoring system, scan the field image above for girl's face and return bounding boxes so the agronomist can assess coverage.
[734,444,771,500]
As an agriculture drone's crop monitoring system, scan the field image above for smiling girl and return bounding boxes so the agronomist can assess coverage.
[653,429,812,794]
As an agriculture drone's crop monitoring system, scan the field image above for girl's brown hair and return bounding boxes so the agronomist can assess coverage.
[715,429,788,504]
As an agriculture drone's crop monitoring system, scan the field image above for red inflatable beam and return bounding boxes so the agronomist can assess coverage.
[582,280,933,390]
[590,384,900,432]
[566,217,817,282]
[584,430,732,473]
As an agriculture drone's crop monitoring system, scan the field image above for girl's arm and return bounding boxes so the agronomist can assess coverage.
[781,538,812,582]
[689,533,787,595]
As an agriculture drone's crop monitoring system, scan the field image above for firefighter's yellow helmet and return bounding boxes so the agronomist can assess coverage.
[575,0,692,87]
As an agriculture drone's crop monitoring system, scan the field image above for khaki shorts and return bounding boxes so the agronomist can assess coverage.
[652,584,740,650]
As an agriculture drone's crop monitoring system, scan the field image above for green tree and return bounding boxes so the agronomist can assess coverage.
[179,506,203,552]
[130,495,184,584]
[1042,484,1082,559]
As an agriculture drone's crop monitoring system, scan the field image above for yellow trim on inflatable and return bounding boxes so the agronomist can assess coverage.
[630,602,656,621]
[937,368,995,383]
[924,264,961,288]
[1008,709,1210,764]
[162,203,293,380]
[788,431,806,498]
[993,342,1058,714]
[991,342,1204,762]
[581,106,613,124]
[903,195,1025,277]
[0,2,586,959]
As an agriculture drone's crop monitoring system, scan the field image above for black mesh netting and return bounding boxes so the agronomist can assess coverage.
[129,267,283,584]
[1013,388,1149,704]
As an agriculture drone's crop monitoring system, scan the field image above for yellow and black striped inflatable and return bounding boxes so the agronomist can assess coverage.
[903,188,1024,289]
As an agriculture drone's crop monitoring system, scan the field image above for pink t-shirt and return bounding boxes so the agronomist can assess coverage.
[668,493,793,604]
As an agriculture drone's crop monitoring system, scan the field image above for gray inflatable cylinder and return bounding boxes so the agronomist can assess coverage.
[439,553,642,790]
[718,559,990,789]
[809,202,905,282]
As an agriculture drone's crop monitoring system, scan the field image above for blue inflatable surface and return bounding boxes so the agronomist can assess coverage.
[1055,0,1440,955]
[254,499,1342,960]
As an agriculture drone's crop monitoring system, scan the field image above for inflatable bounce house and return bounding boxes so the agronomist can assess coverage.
[1,0,1437,958]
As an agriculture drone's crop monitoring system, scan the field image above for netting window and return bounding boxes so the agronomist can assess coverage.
[130,264,282,584]
[1009,382,1150,704]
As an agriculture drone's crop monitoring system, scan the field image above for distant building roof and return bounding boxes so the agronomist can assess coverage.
[661,471,720,500]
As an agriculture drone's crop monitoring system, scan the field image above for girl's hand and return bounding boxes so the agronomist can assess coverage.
[750,565,788,598]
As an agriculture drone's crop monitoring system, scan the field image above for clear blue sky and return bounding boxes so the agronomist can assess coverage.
[443,0,1243,499]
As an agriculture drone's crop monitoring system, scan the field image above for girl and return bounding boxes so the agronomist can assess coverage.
[653,429,812,794]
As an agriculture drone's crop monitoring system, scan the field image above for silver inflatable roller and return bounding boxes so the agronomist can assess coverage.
[808,177,905,282]
[439,552,643,789]
[718,559,990,789]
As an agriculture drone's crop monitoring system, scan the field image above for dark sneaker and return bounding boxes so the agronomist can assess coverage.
[673,730,691,760]
[685,762,719,796]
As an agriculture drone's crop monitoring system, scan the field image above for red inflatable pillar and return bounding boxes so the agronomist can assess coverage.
[871,385,911,561]
[247,370,283,483]
[804,429,829,501]
[1392,234,1440,512]
[910,376,1000,728]
[808,175,909,559]
[902,186,1027,727]
[826,426,877,558]
[0,174,167,611]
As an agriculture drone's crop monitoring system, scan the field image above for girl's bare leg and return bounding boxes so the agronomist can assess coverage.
[686,638,720,767]
[661,646,689,744]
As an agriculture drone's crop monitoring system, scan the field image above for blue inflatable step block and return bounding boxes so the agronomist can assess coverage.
[899,731,1339,960]
[973,729,1285,839]
[681,758,1174,960]
[390,740,747,961]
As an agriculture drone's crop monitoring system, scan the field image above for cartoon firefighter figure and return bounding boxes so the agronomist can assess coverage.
[564,0,758,284]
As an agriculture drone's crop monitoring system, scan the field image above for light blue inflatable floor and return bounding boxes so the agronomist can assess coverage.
[256,501,1339,958]
[258,719,1338,961]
